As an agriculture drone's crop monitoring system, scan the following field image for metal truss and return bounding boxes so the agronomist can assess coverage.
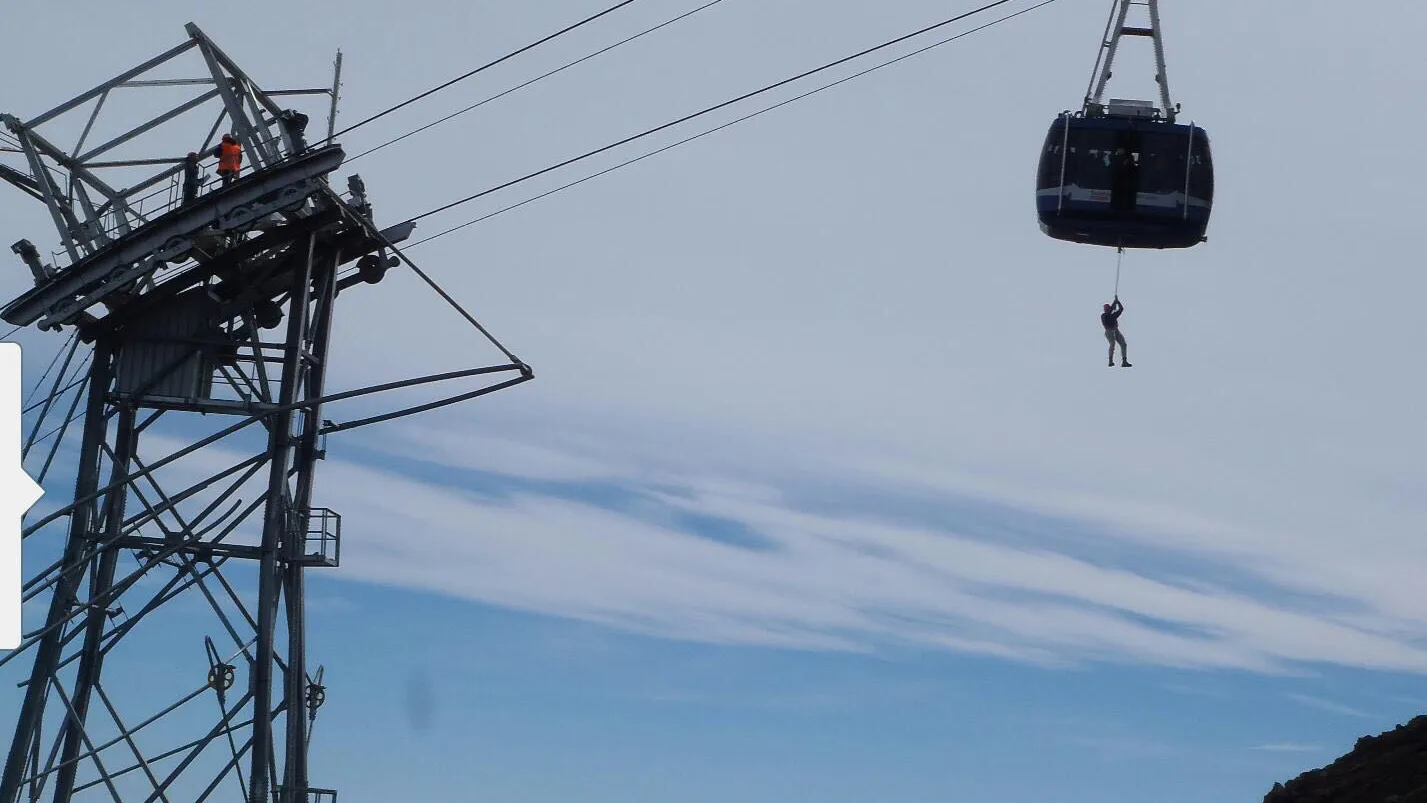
[0,22,531,803]
[0,22,340,276]
[1081,0,1179,121]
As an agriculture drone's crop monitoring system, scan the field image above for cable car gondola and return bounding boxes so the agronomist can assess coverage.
[1035,0,1213,250]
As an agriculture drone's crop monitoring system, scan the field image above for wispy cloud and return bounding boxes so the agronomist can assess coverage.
[265,422,1427,675]
[306,595,360,614]
[90,417,1427,678]
[1285,693,1376,719]
[1250,742,1323,753]
[640,687,869,713]
[1066,733,1183,761]
[1162,681,1233,700]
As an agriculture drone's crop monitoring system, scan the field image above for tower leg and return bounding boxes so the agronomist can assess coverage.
[249,233,319,803]
[51,404,137,802]
[282,248,338,802]
[0,345,112,803]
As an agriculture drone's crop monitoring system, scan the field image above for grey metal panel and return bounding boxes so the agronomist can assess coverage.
[114,288,216,400]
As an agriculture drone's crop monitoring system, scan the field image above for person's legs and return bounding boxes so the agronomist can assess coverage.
[1105,329,1117,365]
[1116,331,1130,366]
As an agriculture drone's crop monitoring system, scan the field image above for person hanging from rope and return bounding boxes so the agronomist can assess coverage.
[1101,296,1130,367]
[213,133,242,187]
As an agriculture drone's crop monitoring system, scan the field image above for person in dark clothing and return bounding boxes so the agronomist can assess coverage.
[279,109,310,153]
[181,152,201,204]
[1101,297,1130,367]
[1110,147,1138,211]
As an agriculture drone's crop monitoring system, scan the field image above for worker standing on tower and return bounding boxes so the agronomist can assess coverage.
[214,133,242,186]
[181,152,201,204]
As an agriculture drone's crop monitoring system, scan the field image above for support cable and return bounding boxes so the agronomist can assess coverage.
[21,330,77,406]
[346,0,729,165]
[331,0,644,139]
[21,341,84,459]
[385,238,525,369]
[402,0,1033,227]
[396,0,1061,248]
[22,364,528,539]
[339,203,527,371]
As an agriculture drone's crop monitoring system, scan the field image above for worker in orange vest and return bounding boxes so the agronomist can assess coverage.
[213,133,242,186]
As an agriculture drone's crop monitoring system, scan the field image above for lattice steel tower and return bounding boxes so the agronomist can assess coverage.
[0,23,530,802]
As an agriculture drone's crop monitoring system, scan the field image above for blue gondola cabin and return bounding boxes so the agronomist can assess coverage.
[1035,100,1213,249]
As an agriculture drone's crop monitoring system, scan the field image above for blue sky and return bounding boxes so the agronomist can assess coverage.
[2,0,1425,801]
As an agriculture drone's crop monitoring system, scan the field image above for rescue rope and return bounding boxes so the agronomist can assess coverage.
[1114,245,1123,297]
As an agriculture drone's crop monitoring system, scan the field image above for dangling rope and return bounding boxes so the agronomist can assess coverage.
[1113,245,1124,297]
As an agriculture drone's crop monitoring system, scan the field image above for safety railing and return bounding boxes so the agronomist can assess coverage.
[89,130,301,242]
[291,507,341,568]
[273,787,337,803]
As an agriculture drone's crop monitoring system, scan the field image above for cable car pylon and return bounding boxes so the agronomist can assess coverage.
[0,23,529,803]
[1034,0,1214,250]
